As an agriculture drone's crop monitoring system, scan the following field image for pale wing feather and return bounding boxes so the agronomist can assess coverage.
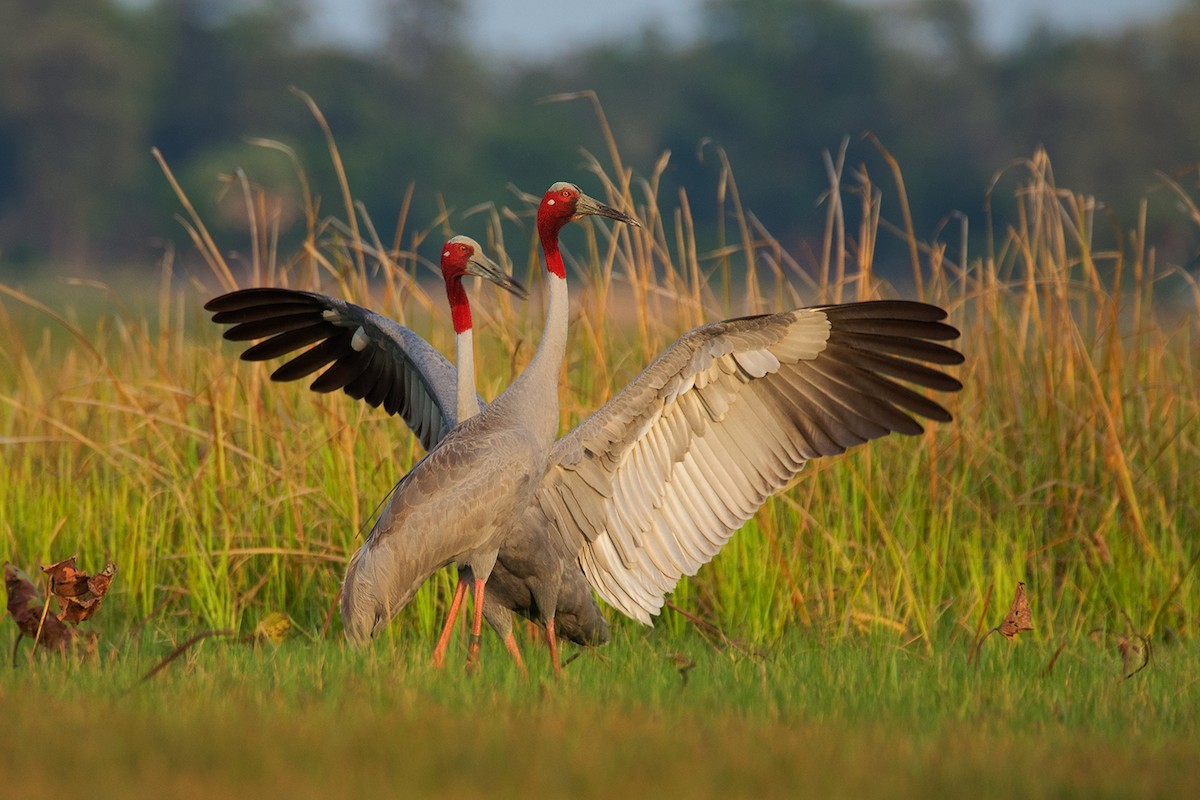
[536,301,963,623]
[206,288,476,451]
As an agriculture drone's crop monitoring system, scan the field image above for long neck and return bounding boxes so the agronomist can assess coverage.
[521,270,568,397]
[446,277,479,422]
[500,227,568,444]
[455,327,479,421]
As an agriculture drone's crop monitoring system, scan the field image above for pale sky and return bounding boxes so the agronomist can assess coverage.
[303,0,1184,57]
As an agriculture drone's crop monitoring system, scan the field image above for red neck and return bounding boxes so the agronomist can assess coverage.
[538,215,567,279]
[445,278,472,334]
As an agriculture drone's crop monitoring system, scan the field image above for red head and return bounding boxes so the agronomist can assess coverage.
[536,181,640,278]
[440,235,526,334]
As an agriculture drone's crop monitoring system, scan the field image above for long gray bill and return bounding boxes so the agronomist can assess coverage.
[467,253,528,300]
[575,192,641,227]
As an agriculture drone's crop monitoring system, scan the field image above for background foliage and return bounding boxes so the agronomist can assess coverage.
[2,0,1200,275]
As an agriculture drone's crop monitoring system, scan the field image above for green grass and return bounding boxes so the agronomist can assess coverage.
[2,631,1196,797]
[3,102,1200,794]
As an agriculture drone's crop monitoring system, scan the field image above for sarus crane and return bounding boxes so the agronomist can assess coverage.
[455,183,964,671]
[210,221,628,666]
[415,183,964,671]
[206,248,609,671]
[207,235,610,671]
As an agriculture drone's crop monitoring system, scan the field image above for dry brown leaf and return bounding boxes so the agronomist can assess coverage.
[5,563,45,634]
[4,563,75,651]
[43,557,87,597]
[997,581,1034,639]
[3,557,114,658]
[42,557,116,623]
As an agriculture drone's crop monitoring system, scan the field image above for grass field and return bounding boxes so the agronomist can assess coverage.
[2,104,1199,795]
[1,632,1197,797]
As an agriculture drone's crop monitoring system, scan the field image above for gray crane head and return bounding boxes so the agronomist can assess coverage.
[340,536,428,647]
[340,545,388,646]
[442,235,528,300]
[537,182,640,238]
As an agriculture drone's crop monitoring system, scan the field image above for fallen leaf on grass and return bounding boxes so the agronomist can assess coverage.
[253,611,292,644]
[43,557,117,623]
[5,563,52,637]
[997,581,1034,639]
[665,600,763,659]
[4,563,77,652]
[42,557,86,596]
[969,581,1035,667]
[1116,610,1152,679]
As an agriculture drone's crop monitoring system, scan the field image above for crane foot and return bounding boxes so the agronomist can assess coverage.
[465,633,482,675]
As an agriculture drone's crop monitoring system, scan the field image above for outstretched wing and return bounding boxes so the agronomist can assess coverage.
[532,300,964,623]
[206,288,476,451]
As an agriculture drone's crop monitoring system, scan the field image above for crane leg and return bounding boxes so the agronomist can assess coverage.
[466,577,486,672]
[431,578,468,668]
[502,632,527,677]
[545,618,562,679]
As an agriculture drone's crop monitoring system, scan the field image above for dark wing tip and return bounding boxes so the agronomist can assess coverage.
[205,288,323,315]
[939,347,967,366]
[820,300,948,321]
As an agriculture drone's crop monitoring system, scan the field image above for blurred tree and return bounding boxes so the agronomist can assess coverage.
[377,0,466,76]
[2,0,1199,274]
[914,0,978,62]
[0,0,150,267]
[876,0,1002,239]
[996,25,1184,216]
[330,0,501,238]
[661,0,887,242]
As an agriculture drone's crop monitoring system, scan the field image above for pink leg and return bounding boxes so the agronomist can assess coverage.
[431,578,468,668]
[465,577,486,672]
[502,632,527,677]
[546,618,562,679]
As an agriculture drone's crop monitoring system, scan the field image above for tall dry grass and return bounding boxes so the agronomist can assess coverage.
[2,95,1197,649]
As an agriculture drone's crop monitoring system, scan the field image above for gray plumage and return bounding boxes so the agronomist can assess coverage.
[206,285,609,648]
[480,503,610,647]
[335,185,632,656]
[339,410,547,642]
